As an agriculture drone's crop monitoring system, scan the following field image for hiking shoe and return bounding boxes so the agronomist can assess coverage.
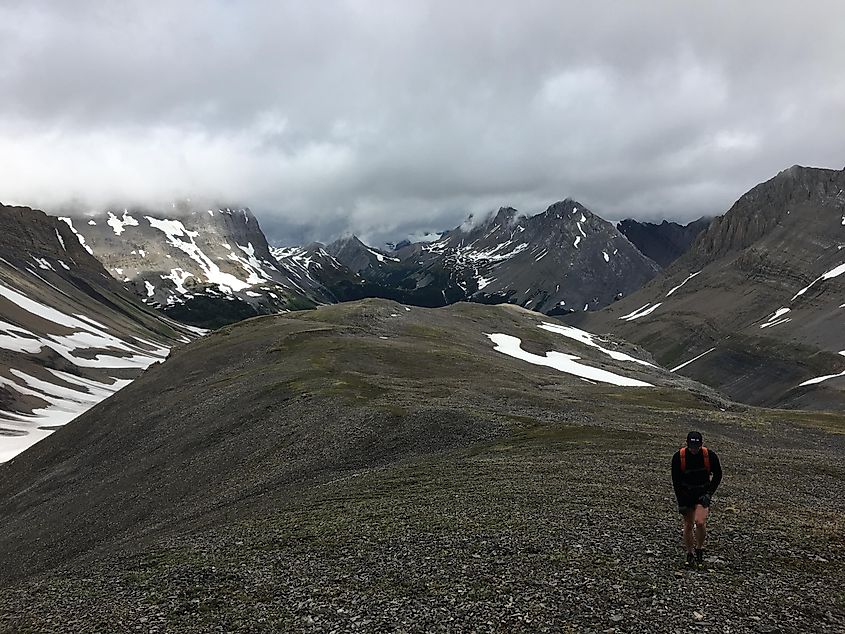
[695,549,705,567]
[685,552,696,568]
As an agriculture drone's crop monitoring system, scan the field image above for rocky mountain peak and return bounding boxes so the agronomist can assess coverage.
[49,203,323,328]
[691,166,845,265]
[490,206,520,226]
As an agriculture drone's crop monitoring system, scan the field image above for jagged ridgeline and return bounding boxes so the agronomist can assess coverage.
[323,200,662,313]
[60,199,668,324]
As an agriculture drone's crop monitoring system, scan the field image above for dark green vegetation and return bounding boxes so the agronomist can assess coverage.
[1,300,843,632]
[162,292,318,330]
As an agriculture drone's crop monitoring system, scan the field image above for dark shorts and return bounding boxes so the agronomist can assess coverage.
[677,492,710,515]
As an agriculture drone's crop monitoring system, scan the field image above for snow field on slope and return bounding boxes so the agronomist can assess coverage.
[57,217,94,254]
[145,217,252,294]
[0,278,175,460]
[486,333,652,387]
[538,322,655,367]
[0,371,132,463]
[760,307,791,329]
[106,210,139,236]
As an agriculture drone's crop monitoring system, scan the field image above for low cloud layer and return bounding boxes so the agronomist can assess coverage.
[1,1,843,246]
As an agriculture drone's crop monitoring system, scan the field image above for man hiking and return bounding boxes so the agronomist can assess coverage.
[671,431,722,568]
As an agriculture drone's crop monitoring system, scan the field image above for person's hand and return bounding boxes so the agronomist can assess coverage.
[700,493,711,506]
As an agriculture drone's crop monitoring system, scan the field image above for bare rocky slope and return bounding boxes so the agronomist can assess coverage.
[568,165,845,411]
[56,203,326,328]
[0,299,842,632]
[0,204,196,461]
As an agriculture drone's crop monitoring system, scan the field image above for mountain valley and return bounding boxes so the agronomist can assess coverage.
[0,299,842,631]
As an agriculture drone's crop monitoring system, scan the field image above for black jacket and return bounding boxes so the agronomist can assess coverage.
[671,448,722,500]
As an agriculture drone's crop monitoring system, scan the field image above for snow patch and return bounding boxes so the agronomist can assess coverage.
[619,303,662,321]
[670,347,716,372]
[106,210,139,236]
[161,268,194,294]
[539,322,655,367]
[760,307,791,329]
[792,262,845,300]
[486,333,652,387]
[799,353,845,387]
[366,247,400,263]
[666,271,701,297]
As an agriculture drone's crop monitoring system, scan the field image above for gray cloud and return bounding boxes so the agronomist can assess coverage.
[1,0,843,246]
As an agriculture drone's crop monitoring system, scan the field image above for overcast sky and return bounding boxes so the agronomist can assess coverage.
[1,1,843,245]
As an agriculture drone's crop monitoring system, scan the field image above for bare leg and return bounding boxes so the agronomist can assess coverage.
[694,505,710,549]
[682,510,695,553]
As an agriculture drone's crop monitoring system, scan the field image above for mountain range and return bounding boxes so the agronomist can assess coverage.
[1,299,842,631]
[569,165,845,410]
[2,167,845,630]
[325,200,663,314]
[53,199,692,326]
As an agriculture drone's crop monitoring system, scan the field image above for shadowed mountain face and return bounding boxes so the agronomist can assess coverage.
[325,200,661,314]
[0,204,196,461]
[569,166,845,410]
[0,299,843,631]
[56,204,325,328]
[617,217,712,268]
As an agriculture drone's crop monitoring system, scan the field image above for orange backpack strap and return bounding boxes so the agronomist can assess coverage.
[702,447,710,473]
[679,447,686,471]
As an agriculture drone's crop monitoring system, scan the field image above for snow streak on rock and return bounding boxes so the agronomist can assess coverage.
[57,217,94,255]
[619,303,662,321]
[666,271,701,297]
[792,262,845,301]
[799,352,845,387]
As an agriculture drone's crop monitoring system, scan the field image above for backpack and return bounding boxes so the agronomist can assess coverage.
[680,446,710,473]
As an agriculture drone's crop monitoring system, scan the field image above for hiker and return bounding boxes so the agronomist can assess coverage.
[671,431,722,568]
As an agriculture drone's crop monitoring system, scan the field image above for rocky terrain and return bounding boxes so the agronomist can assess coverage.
[0,204,196,462]
[618,217,712,268]
[0,299,842,632]
[57,203,326,328]
[326,200,662,314]
[570,165,845,410]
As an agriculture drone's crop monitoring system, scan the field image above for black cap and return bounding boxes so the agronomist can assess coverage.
[686,431,703,446]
